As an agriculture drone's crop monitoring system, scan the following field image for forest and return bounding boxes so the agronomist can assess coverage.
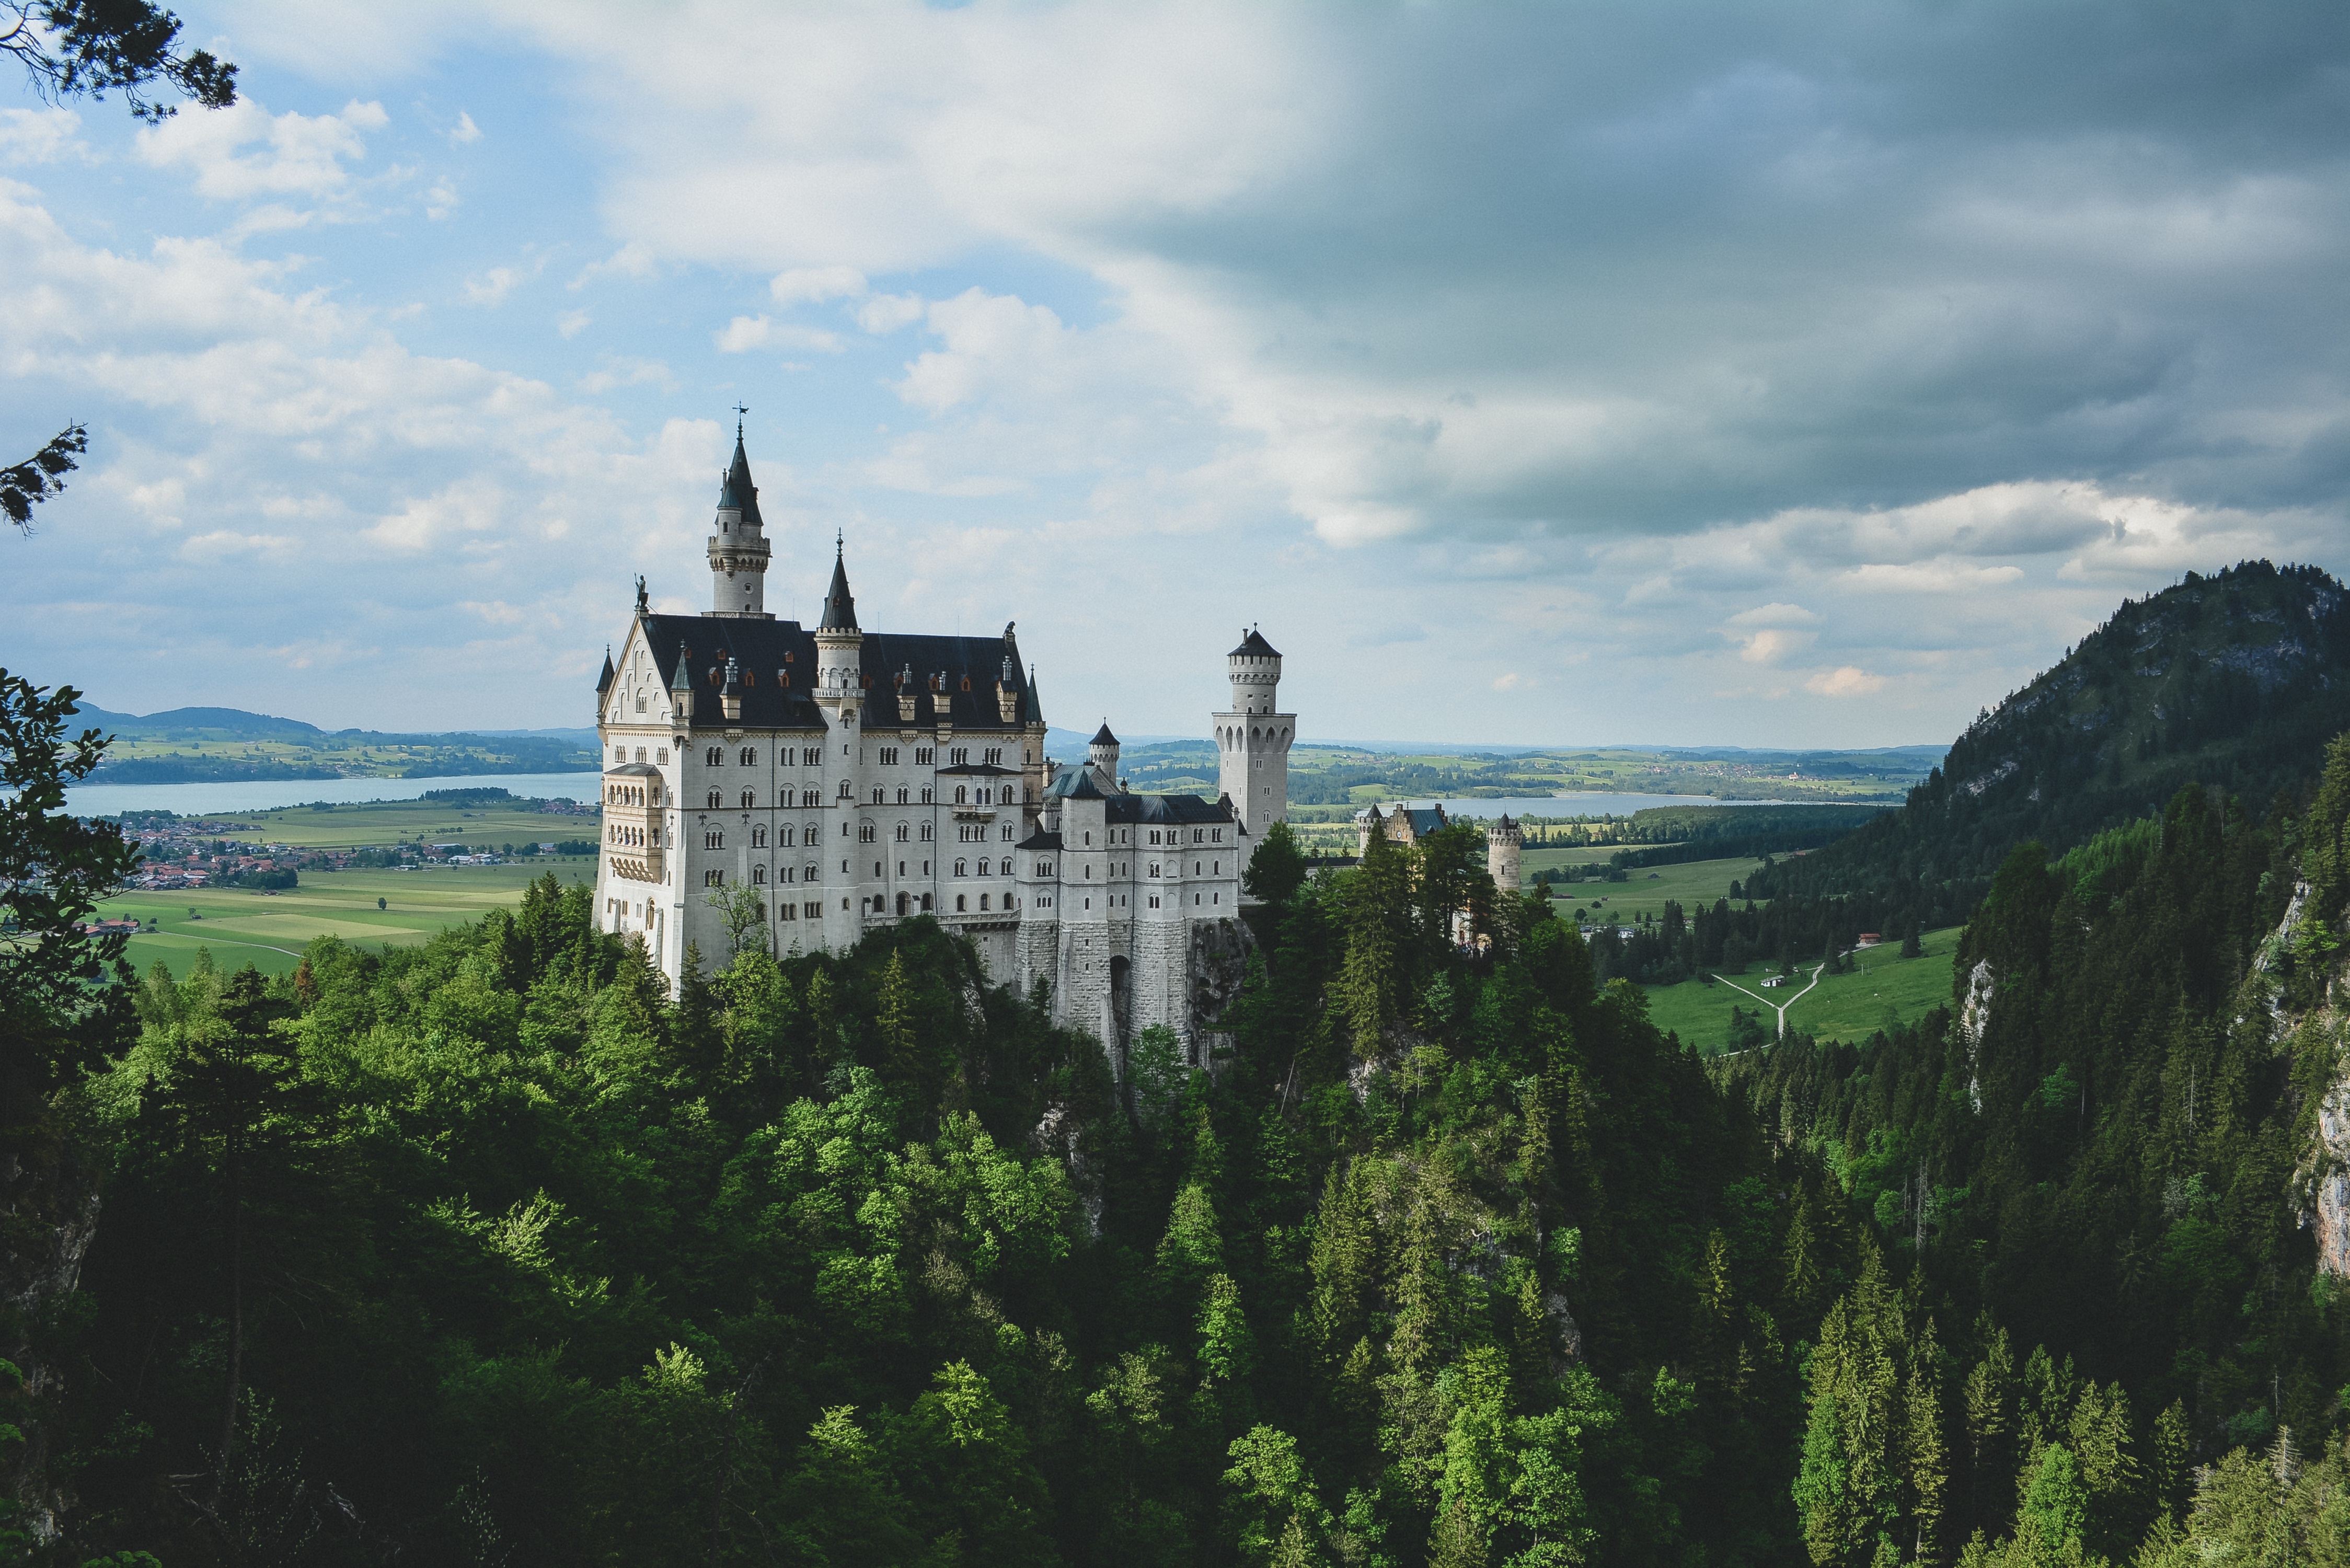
[9,659,2350,1564]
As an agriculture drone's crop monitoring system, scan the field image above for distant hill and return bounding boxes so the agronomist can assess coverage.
[66,702,600,784]
[1749,559,2350,914]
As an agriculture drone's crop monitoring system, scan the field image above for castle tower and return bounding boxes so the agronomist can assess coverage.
[705,423,774,619]
[1088,721,1121,789]
[1487,813,1522,897]
[1215,627,1294,852]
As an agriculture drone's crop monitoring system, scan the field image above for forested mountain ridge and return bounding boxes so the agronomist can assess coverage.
[1751,561,2350,923]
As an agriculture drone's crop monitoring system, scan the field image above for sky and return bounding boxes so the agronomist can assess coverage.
[3,1,2346,748]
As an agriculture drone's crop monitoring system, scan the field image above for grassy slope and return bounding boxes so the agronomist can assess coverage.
[101,863,596,976]
[1644,926,1962,1054]
[1524,850,1769,922]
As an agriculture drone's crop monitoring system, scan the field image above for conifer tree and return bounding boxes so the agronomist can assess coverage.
[1905,1321,1948,1566]
[1964,1320,2015,1540]
[1337,820,1406,1062]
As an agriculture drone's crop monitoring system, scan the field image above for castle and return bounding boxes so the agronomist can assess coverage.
[592,430,1295,1060]
[1354,801,1523,913]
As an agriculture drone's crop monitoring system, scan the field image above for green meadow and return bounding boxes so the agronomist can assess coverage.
[98,863,596,977]
[1641,925,1964,1054]
[1526,850,1770,923]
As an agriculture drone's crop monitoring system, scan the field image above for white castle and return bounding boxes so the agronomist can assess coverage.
[592,430,1295,1060]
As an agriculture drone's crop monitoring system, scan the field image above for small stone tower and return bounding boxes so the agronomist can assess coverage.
[1487,813,1522,898]
[706,423,773,619]
[1215,627,1294,853]
[1088,721,1121,789]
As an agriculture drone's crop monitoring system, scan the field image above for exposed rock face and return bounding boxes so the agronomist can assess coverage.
[1545,1289,1584,1372]
[1,1131,104,1546]
[1029,1104,1103,1240]
[2308,1082,2350,1278]
[1957,959,1996,1112]
[1186,917,1253,1064]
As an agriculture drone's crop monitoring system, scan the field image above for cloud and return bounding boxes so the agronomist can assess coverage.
[136,97,387,203]
[1725,602,1822,628]
[1735,628,1817,664]
[450,111,482,146]
[1806,666,1889,697]
[0,108,88,165]
[466,256,548,306]
[770,264,865,303]
[425,178,459,218]
[577,355,673,392]
[713,314,846,354]
[857,293,926,333]
[557,308,591,338]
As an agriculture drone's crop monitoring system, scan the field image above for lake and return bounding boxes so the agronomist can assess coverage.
[1393,793,1828,820]
[66,771,605,818]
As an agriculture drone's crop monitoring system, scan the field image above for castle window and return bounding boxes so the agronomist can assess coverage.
[1038,861,1052,877]
[1213,829,1222,842]
[751,866,766,885]
[707,789,722,809]
[838,781,851,799]
[801,790,817,808]
[705,831,723,849]
[895,822,909,841]
[895,787,907,804]
[707,746,724,765]
[613,745,625,761]
[803,747,821,766]
[920,787,934,804]
[1001,824,1013,841]
[950,748,967,766]
[752,826,767,847]
[802,822,817,844]
[1150,896,1160,909]
[956,895,967,912]
[741,789,756,809]
[880,747,898,766]
[739,747,756,766]
[920,823,934,841]
[805,863,817,882]
[921,893,933,911]
[859,824,877,844]
[1150,863,1160,878]
[916,747,934,766]
[984,747,1001,766]
[954,786,967,804]
[999,858,1012,876]
[980,894,990,910]
[705,869,723,886]
[954,859,967,877]
[975,859,989,877]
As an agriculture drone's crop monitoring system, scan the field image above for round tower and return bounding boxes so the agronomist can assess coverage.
[1227,626,1282,714]
[1088,721,1121,787]
[1487,813,1522,897]
[706,421,774,618]
[1214,625,1296,857]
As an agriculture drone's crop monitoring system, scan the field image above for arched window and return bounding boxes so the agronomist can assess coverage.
[871,786,884,804]
[999,858,1013,877]
[953,859,967,877]
[798,789,814,808]
[980,894,990,911]
[921,893,933,912]
[751,826,767,847]
[706,789,722,809]
[955,894,966,912]
[739,746,756,766]
[858,824,876,844]
[837,780,851,799]
[704,830,723,849]
[705,869,723,886]
[896,787,908,804]
[920,822,934,841]
[954,786,967,804]
[706,746,723,766]
[751,866,766,884]
[740,789,756,809]
[975,859,989,877]
[895,822,909,841]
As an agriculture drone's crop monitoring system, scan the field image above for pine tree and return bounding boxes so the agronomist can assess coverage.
[1904,1320,1948,1566]
[877,949,921,1093]
[1337,821,1406,1062]
[2150,1399,2191,1526]
[1963,1320,2015,1540]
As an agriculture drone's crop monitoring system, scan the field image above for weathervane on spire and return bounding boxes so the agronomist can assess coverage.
[732,402,749,439]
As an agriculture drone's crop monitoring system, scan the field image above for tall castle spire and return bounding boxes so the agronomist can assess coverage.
[705,417,774,619]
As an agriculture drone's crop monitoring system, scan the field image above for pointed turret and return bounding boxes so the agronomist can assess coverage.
[820,537,859,630]
[706,420,774,618]
[670,646,694,721]
[1087,721,1120,787]
[597,645,615,694]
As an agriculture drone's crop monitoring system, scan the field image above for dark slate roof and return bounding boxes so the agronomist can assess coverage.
[820,544,857,630]
[1105,793,1235,826]
[629,613,1040,734]
[1229,627,1281,658]
[1404,807,1448,836]
[1018,829,1063,852]
[716,434,766,531]
[1046,766,1106,800]
[597,647,615,693]
[607,762,661,778]
[940,763,1021,776]
[1494,813,1516,829]
[1090,721,1118,745]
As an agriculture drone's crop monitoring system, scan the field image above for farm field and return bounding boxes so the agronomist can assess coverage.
[1529,852,1771,924]
[148,795,597,850]
[1642,925,1964,1054]
[97,863,595,977]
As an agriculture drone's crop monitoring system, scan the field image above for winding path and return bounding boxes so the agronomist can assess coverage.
[1711,960,1827,1042]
